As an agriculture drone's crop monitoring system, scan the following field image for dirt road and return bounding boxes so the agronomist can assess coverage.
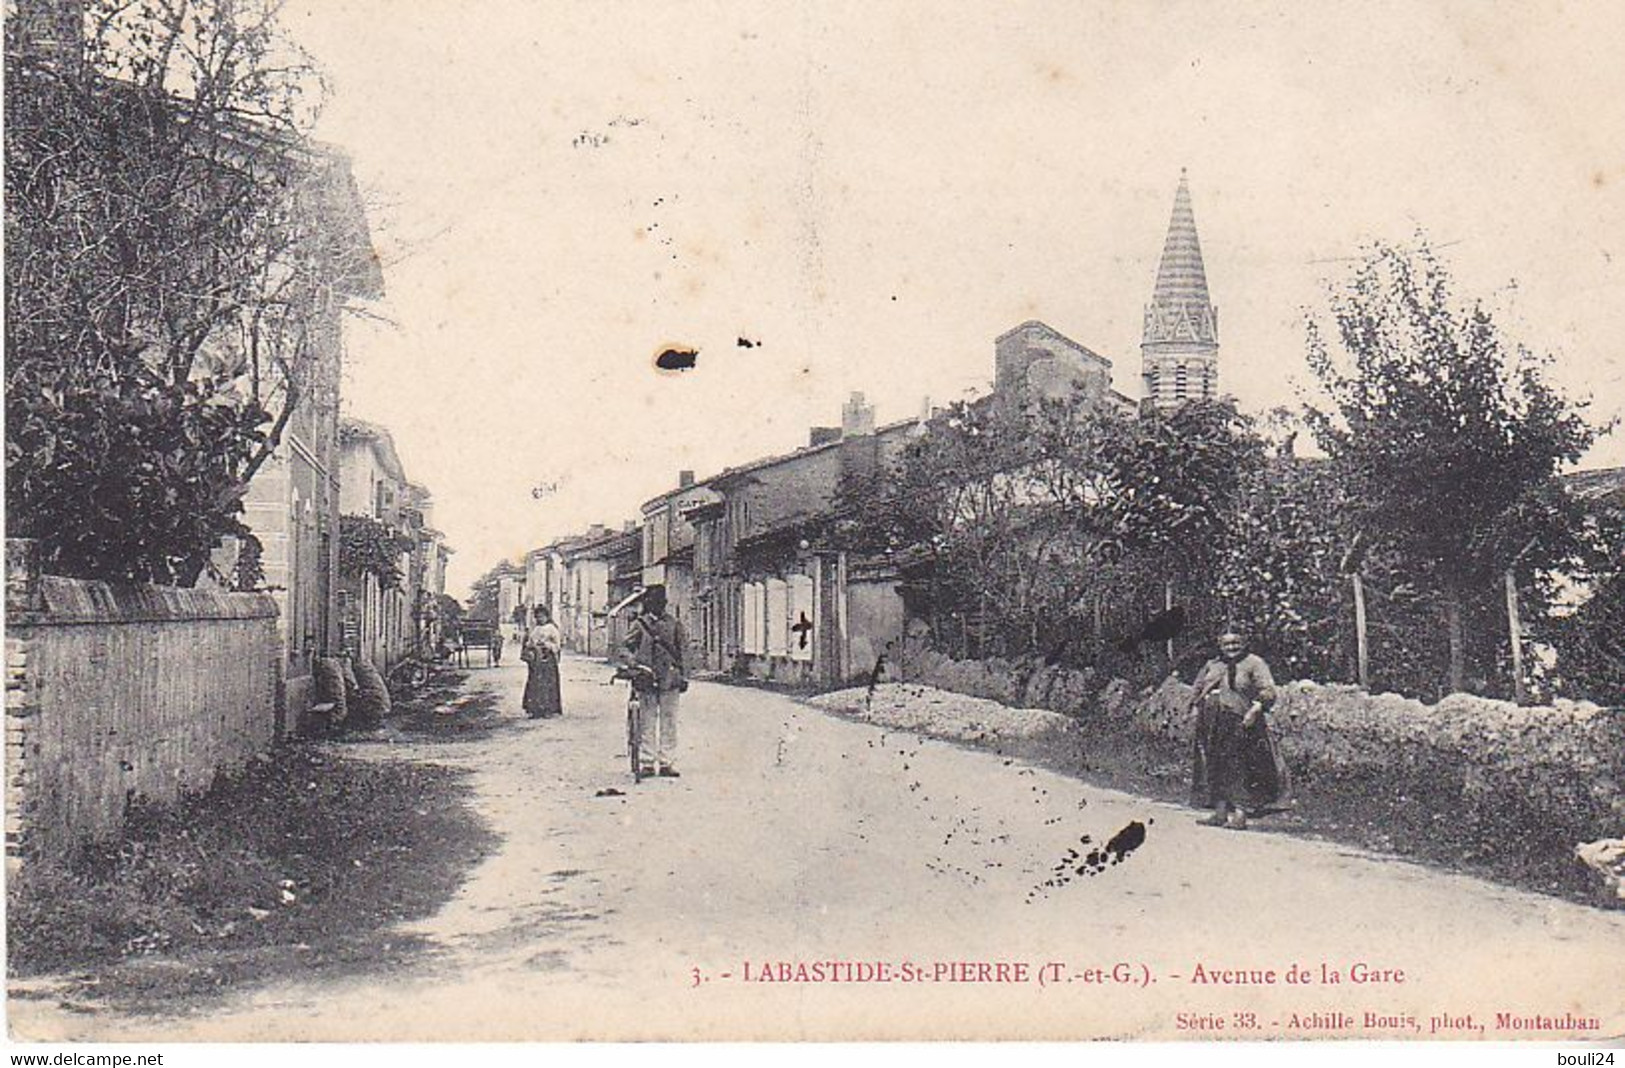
[11,657,1623,1041]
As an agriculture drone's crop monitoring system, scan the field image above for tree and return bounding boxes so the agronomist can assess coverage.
[337,515,410,590]
[465,566,504,624]
[5,0,367,585]
[827,395,1077,656]
[435,593,465,630]
[1092,399,1267,586]
[1210,457,1350,681]
[827,391,1269,665]
[1303,240,1606,693]
[1551,573,1625,704]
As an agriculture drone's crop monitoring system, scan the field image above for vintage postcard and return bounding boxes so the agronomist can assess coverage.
[4,0,1623,1054]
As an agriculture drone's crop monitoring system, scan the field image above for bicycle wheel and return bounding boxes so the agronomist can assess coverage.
[627,691,643,782]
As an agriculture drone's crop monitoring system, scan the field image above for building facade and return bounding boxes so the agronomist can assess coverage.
[219,160,382,728]
[519,522,642,658]
[603,524,644,654]
[557,526,613,656]
[639,471,721,663]
[336,419,446,673]
[677,393,922,686]
[496,564,527,643]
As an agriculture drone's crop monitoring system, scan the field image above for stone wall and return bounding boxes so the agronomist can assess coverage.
[5,557,280,868]
[898,648,1625,837]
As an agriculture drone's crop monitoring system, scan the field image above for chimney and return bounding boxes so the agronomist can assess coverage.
[809,426,841,447]
[678,470,695,489]
[839,394,880,486]
[911,396,933,436]
[623,520,638,534]
[588,523,607,538]
[841,392,875,438]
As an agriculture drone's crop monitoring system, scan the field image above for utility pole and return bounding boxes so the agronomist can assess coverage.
[1505,569,1524,705]
[1505,537,1538,705]
[1341,532,1371,690]
[1352,572,1370,690]
[1164,578,1175,665]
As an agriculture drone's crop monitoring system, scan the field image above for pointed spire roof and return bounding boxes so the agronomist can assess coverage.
[1151,169,1211,311]
[1142,169,1218,352]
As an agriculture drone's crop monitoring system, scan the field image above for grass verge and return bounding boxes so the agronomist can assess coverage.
[6,744,497,1009]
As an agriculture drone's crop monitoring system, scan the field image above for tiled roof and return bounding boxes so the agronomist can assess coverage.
[995,321,1112,367]
[1564,467,1625,503]
[709,418,921,489]
[339,416,408,484]
[561,529,636,560]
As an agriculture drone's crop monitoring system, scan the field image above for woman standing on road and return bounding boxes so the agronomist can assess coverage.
[521,604,563,719]
[1188,630,1285,829]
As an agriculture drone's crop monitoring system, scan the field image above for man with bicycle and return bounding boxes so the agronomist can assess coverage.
[619,585,688,777]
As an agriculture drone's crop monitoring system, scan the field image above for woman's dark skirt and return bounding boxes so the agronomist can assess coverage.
[1192,708,1288,811]
[523,656,562,718]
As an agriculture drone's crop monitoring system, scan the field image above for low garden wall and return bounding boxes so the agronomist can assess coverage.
[5,545,280,868]
[888,647,1625,874]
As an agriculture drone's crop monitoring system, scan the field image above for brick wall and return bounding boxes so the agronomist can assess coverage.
[4,557,279,870]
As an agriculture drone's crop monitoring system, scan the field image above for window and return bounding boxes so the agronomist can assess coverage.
[1175,365,1188,400]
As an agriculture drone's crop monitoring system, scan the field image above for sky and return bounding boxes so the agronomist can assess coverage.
[278,0,1625,597]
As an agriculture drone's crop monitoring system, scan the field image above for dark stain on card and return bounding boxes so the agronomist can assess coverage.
[737,336,761,348]
[1026,819,1151,902]
[1090,820,1148,870]
[655,346,698,372]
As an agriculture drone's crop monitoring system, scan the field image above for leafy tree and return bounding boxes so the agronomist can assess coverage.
[1538,487,1625,704]
[465,566,504,623]
[1550,573,1625,704]
[826,395,1074,656]
[1092,399,1267,586]
[1210,457,1350,681]
[828,392,1271,665]
[338,515,410,590]
[434,593,465,629]
[5,0,363,585]
[1303,240,1606,693]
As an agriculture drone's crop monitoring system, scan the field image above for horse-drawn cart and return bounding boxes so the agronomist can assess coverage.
[450,622,503,668]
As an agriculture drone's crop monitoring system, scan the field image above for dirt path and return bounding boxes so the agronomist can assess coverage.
[11,657,1623,1041]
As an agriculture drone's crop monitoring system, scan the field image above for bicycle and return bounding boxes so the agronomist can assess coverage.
[611,664,663,783]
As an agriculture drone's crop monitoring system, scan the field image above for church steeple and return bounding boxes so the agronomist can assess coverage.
[1141,170,1219,409]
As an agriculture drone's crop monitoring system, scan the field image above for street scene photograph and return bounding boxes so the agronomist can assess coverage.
[4,0,1624,1054]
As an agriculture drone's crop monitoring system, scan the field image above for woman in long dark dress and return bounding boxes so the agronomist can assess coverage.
[521,605,563,718]
[1188,630,1285,829]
